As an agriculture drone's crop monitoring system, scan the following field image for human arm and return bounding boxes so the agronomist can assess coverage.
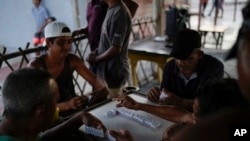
[161,123,190,141]
[147,87,193,111]
[40,112,106,140]
[159,89,194,112]
[114,94,194,123]
[109,130,135,141]
[87,44,122,65]
[146,87,161,103]
[71,54,109,103]
[72,27,88,37]
[37,17,55,33]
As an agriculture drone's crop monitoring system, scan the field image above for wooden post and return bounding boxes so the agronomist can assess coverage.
[214,0,219,25]
[198,0,202,31]
[234,0,237,21]
[73,0,80,28]
[153,0,163,35]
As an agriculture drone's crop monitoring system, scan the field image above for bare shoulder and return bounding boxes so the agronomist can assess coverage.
[68,53,85,67]
[68,53,83,62]
[27,57,42,68]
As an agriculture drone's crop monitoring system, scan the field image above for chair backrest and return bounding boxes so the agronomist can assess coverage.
[72,34,89,61]
[131,17,156,41]
[72,34,91,95]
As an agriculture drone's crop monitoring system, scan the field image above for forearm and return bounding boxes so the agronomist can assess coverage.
[41,112,83,140]
[92,77,108,90]
[135,103,191,123]
[57,102,71,111]
[179,99,194,112]
[38,22,47,33]
[95,46,121,63]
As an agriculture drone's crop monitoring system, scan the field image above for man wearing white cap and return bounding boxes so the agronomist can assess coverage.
[28,21,109,117]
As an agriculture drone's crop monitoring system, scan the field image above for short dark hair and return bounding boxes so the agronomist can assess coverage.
[196,78,246,117]
[2,68,54,120]
[47,37,56,44]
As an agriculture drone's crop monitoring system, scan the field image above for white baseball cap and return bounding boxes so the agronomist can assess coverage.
[44,21,72,38]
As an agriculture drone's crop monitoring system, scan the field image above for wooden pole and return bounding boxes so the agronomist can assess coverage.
[214,0,218,25]
[234,0,238,21]
[198,0,202,31]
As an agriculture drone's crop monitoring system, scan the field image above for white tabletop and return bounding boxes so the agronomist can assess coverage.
[79,93,174,141]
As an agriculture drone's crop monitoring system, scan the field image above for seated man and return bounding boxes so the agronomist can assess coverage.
[28,21,109,117]
[147,29,224,111]
[0,68,106,141]
[114,78,246,141]
[161,78,247,141]
[115,78,245,124]
[171,2,250,141]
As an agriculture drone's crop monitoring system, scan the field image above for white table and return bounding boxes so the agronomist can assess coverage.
[79,92,174,141]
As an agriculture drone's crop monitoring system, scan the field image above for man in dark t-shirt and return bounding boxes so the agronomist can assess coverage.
[147,29,224,111]
[72,0,108,74]
[87,0,132,98]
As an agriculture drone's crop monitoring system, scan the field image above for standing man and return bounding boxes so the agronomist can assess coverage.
[73,0,108,74]
[32,0,49,55]
[87,0,132,98]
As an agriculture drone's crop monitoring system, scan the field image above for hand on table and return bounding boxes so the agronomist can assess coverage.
[109,130,135,141]
[113,94,139,110]
[88,87,109,106]
[80,112,106,132]
[162,123,189,141]
[68,96,89,110]
[158,89,182,106]
[147,87,161,103]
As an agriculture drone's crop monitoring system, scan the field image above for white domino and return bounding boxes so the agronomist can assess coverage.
[117,108,134,118]
[82,125,105,138]
[106,109,118,117]
[113,108,161,129]
[132,114,146,122]
[143,117,161,128]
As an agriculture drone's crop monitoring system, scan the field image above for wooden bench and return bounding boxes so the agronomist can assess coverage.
[199,25,228,49]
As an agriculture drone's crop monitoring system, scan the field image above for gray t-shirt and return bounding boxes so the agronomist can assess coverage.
[97,1,131,88]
